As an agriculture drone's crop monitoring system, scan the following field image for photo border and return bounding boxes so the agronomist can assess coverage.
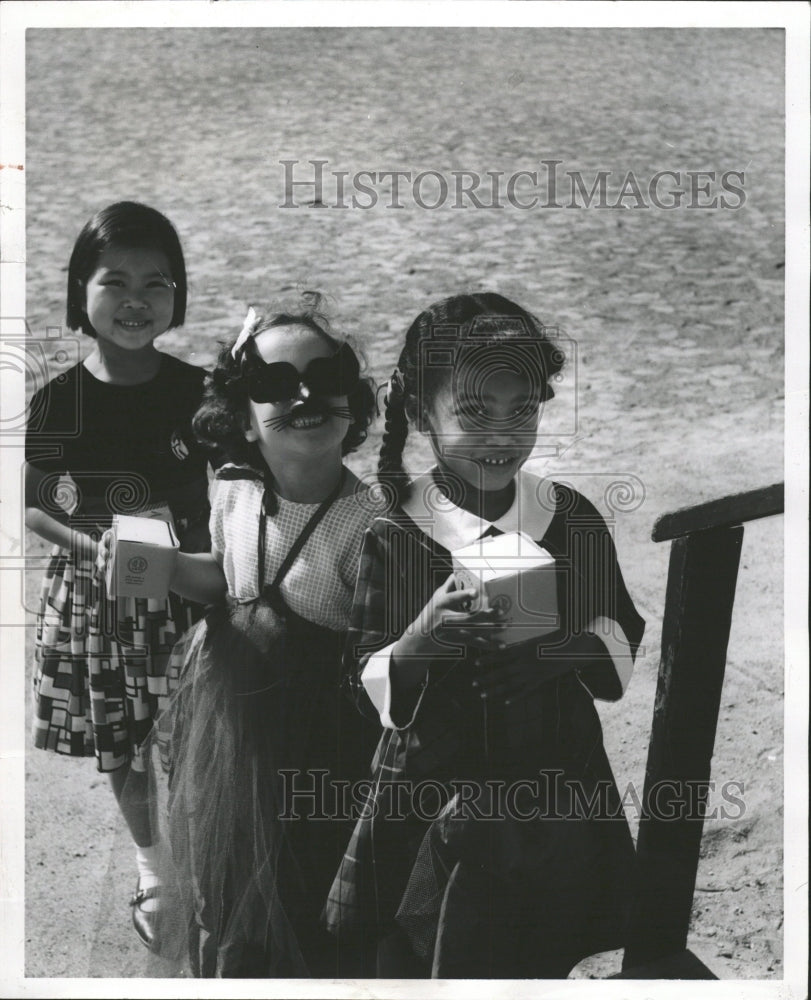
[1,3,807,998]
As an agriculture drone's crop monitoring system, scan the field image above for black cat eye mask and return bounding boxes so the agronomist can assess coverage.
[242,340,360,404]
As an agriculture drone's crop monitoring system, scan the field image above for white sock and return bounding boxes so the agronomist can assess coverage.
[135,845,161,910]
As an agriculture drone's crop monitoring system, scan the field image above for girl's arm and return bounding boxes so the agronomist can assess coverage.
[97,535,227,605]
[169,551,227,605]
[344,525,414,725]
[391,575,500,687]
[24,462,98,560]
[96,532,228,607]
[346,524,501,728]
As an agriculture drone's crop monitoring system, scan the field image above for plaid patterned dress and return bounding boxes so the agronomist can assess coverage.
[32,506,210,773]
[28,357,213,773]
[324,469,646,978]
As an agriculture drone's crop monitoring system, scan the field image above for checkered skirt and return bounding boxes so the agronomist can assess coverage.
[32,545,202,773]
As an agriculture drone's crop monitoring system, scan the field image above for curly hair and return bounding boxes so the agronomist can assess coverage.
[378,292,565,509]
[193,295,376,470]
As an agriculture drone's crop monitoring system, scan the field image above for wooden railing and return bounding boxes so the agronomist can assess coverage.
[617,483,784,979]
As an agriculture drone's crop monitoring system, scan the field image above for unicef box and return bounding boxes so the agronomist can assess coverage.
[106,513,180,599]
[451,531,559,645]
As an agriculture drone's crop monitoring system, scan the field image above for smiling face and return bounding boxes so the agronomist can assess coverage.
[242,324,351,470]
[422,361,543,495]
[83,245,175,350]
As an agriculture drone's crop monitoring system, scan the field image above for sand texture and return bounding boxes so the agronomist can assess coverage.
[20,27,785,981]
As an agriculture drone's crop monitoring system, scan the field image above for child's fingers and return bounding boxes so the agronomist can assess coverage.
[442,623,506,651]
[438,606,500,628]
[97,530,113,558]
[462,631,507,651]
[437,609,480,628]
[455,610,506,641]
[437,573,464,595]
[436,587,479,611]
[465,607,504,626]
[93,530,115,581]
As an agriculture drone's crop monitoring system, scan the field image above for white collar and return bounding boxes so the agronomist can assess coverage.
[401,466,555,552]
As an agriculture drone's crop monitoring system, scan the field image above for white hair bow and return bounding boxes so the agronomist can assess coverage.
[231,306,260,359]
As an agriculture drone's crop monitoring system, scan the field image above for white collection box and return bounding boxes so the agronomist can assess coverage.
[106,513,180,599]
[451,531,559,645]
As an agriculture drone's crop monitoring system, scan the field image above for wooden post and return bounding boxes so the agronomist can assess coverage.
[622,524,743,970]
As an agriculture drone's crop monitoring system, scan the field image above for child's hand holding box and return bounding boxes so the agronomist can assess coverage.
[105,513,180,599]
[451,531,558,646]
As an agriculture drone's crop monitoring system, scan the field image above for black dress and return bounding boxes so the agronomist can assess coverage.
[325,469,646,978]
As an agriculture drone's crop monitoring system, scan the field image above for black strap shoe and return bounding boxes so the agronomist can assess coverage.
[130,881,160,950]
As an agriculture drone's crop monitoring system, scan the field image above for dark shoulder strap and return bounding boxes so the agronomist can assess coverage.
[258,468,347,590]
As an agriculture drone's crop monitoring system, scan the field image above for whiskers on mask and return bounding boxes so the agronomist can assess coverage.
[263,405,353,431]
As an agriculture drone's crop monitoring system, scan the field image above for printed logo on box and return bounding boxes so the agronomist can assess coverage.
[107,514,179,599]
[491,593,513,615]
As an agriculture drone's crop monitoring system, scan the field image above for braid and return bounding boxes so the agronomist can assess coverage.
[376,290,562,513]
[375,313,429,510]
[377,388,410,509]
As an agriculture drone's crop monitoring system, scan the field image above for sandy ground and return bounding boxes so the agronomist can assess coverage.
[13,24,789,986]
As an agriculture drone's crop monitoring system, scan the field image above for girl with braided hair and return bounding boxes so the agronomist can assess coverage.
[325,292,645,978]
